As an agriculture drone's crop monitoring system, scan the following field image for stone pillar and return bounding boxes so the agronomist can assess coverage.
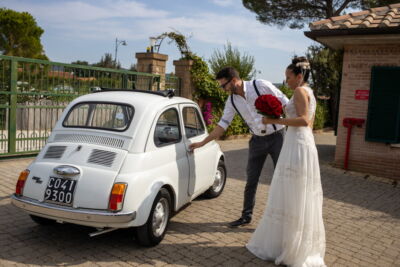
[135,52,168,90]
[173,59,195,99]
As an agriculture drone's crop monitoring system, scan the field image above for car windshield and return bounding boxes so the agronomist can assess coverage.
[63,102,134,131]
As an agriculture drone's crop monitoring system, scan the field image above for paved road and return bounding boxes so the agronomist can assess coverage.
[0,132,399,266]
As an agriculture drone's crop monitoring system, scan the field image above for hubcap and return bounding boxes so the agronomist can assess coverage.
[152,197,169,237]
[212,167,225,192]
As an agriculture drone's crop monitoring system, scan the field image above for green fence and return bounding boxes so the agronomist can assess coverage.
[165,74,181,96]
[0,55,180,157]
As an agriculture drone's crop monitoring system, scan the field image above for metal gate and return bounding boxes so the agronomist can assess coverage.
[0,55,180,157]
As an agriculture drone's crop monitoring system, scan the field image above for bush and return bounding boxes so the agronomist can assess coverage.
[224,115,249,137]
[313,100,329,130]
[279,84,293,99]
[206,109,249,137]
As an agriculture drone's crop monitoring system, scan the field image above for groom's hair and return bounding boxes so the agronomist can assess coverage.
[216,67,240,80]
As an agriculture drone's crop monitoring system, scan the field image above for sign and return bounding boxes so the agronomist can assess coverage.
[355,90,369,100]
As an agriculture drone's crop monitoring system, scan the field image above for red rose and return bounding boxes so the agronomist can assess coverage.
[254,95,283,118]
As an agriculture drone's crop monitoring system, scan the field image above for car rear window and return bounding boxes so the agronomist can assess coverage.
[63,102,134,131]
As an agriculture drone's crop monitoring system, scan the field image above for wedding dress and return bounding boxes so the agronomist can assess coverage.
[246,86,326,267]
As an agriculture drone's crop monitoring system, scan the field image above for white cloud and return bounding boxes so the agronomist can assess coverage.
[134,13,309,53]
[2,0,168,22]
[1,0,309,53]
[209,0,237,7]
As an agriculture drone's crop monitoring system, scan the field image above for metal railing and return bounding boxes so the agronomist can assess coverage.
[165,74,181,96]
[0,55,180,157]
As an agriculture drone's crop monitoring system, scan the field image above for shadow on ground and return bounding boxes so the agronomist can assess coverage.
[223,144,400,220]
[0,206,274,266]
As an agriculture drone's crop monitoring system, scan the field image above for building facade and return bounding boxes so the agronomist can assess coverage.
[305,4,400,179]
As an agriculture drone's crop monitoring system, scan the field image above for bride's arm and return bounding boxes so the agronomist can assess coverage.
[262,87,311,127]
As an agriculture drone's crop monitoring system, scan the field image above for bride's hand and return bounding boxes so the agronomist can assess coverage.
[262,117,273,124]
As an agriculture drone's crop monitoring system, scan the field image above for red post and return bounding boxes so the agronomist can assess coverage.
[344,125,353,170]
[342,118,365,170]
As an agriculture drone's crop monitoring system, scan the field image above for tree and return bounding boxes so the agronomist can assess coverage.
[129,64,137,72]
[71,60,89,65]
[93,53,121,69]
[208,42,256,80]
[0,8,47,59]
[242,0,399,29]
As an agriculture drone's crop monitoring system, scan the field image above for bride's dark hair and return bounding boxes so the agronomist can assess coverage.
[287,56,311,82]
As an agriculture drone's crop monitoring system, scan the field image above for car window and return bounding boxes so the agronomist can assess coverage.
[154,108,181,147]
[183,107,205,139]
[63,102,134,131]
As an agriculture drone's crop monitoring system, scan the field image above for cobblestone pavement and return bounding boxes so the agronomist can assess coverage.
[1,132,399,267]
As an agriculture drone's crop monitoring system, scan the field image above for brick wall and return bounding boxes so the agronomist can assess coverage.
[173,59,195,99]
[335,44,400,179]
[135,52,168,90]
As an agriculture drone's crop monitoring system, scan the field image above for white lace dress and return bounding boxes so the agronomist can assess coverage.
[246,86,326,267]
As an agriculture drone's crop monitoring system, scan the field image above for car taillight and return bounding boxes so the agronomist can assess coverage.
[16,170,30,196]
[109,183,127,211]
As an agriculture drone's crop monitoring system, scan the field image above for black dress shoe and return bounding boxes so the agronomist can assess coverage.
[228,217,251,227]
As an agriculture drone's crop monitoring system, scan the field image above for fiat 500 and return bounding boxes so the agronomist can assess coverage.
[12,89,226,246]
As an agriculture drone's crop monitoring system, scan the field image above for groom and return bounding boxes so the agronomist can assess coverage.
[190,67,288,227]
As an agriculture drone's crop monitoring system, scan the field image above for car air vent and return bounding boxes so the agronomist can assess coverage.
[87,149,116,167]
[43,146,67,159]
[54,134,124,149]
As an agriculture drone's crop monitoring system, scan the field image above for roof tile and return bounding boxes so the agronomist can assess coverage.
[309,4,400,31]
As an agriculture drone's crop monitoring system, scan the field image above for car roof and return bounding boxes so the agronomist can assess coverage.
[70,91,196,111]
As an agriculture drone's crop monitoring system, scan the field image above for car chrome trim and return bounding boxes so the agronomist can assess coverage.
[11,194,136,224]
[53,165,81,176]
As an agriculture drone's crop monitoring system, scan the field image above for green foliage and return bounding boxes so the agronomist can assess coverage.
[93,53,121,69]
[313,101,329,130]
[279,84,293,99]
[129,64,137,71]
[157,31,251,136]
[362,0,399,8]
[156,31,191,58]
[206,109,249,136]
[242,0,399,29]
[306,45,343,97]
[71,60,89,65]
[0,8,47,59]
[190,55,227,110]
[224,115,250,136]
[209,42,256,80]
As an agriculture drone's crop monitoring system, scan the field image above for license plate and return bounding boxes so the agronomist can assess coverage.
[44,177,77,205]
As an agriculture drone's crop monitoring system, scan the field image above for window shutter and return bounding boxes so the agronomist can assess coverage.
[365,67,400,143]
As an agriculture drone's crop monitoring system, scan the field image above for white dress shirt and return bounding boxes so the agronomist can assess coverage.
[218,79,289,136]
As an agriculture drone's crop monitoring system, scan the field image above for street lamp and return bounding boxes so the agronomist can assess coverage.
[114,38,127,66]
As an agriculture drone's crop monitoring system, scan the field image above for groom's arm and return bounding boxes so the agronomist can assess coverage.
[189,125,225,151]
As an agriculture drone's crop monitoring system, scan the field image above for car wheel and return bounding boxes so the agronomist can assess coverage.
[30,215,56,225]
[204,160,226,198]
[135,188,171,246]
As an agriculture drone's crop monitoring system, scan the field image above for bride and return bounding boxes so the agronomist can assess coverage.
[246,57,326,267]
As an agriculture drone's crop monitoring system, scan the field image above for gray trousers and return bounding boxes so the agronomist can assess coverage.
[242,128,285,219]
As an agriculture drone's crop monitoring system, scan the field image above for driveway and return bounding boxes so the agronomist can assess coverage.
[0,131,399,266]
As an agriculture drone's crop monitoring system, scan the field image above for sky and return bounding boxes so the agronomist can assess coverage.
[1,0,318,83]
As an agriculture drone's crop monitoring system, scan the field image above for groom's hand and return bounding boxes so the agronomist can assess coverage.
[189,142,204,152]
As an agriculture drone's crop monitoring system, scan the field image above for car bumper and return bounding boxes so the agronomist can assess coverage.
[11,194,136,224]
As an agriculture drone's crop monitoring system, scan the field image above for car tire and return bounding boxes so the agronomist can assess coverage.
[30,215,56,225]
[135,188,171,246]
[203,159,226,198]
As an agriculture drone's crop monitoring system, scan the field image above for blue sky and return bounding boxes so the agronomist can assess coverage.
[1,0,317,83]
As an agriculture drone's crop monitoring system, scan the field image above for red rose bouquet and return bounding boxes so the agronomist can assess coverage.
[254,95,283,118]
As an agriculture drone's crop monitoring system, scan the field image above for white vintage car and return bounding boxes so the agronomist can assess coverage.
[11,89,226,246]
